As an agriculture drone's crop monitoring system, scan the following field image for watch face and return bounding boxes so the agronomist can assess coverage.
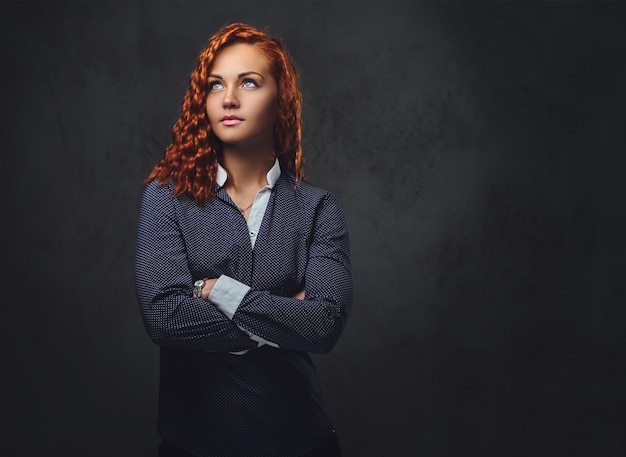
[194,280,204,287]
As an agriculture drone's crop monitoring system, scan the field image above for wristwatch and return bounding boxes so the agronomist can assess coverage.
[193,279,205,298]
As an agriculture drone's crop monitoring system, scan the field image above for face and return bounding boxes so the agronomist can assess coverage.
[205,43,278,151]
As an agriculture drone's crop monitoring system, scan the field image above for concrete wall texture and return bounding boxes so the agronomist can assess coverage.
[3,2,625,456]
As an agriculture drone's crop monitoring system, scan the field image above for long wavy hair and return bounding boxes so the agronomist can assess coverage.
[145,22,304,204]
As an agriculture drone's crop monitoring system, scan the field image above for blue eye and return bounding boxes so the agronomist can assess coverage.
[242,79,259,88]
[209,80,224,90]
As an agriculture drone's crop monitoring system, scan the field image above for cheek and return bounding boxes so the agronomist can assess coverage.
[205,98,218,124]
[263,97,279,124]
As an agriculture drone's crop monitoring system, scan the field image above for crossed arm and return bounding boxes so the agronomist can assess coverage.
[135,184,353,355]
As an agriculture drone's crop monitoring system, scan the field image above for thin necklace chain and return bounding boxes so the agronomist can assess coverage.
[237,202,254,213]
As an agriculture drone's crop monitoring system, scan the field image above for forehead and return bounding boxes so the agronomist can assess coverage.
[210,43,271,75]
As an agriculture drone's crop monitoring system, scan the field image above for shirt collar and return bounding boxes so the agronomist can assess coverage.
[216,158,281,189]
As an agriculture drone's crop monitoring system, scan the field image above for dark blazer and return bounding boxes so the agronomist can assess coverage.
[135,171,353,456]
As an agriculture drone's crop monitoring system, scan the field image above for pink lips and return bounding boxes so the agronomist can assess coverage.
[221,115,243,126]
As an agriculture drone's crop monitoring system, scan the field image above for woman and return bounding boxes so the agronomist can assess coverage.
[134,22,353,457]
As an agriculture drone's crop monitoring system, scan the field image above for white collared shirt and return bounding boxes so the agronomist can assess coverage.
[209,158,281,353]
[215,158,280,249]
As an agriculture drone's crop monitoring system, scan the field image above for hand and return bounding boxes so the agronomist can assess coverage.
[292,289,305,300]
[201,278,219,300]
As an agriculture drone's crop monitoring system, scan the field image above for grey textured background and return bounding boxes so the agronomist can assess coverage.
[3,1,625,456]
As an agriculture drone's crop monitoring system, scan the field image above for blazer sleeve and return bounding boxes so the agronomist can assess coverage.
[230,191,354,354]
[134,182,257,353]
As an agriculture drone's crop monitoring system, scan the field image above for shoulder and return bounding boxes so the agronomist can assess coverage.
[139,179,182,214]
[277,173,348,225]
[143,178,175,196]
[278,173,335,203]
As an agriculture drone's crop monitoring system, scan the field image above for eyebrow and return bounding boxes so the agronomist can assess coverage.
[208,71,265,80]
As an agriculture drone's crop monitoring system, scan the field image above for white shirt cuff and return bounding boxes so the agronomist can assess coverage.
[209,275,250,319]
[209,275,279,349]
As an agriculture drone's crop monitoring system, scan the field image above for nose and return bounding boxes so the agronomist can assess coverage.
[223,86,239,109]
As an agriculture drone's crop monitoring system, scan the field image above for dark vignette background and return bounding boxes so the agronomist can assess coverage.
[2,1,625,456]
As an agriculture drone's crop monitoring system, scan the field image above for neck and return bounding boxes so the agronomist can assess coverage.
[221,146,275,193]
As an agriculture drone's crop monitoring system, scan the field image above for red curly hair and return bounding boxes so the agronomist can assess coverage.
[145,22,304,204]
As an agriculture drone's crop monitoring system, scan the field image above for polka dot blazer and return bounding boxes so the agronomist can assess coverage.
[135,171,353,456]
